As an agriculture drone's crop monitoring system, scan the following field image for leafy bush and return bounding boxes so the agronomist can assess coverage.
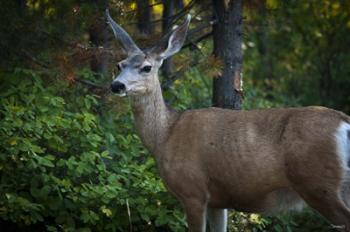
[0,69,185,231]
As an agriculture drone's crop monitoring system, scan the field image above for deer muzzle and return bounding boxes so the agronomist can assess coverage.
[111,81,126,96]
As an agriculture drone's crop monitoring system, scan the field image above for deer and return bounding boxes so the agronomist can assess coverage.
[105,9,350,232]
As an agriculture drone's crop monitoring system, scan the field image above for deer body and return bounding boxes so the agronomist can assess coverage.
[106,10,350,231]
[158,106,348,210]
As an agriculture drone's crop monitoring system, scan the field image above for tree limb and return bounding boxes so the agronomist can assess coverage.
[126,0,196,26]
[161,59,201,91]
[182,31,212,49]
[125,2,163,14]
[75,78,107,89]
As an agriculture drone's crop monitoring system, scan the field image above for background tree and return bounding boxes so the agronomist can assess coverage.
[136,0,153,35]
[89,1,110,75]
[212,0,243,109]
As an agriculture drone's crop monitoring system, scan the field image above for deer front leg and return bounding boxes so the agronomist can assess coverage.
[183,199,208,232]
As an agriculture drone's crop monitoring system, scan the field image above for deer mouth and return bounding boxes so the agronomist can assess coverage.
[112,89,127,97]
[115,92,127,97]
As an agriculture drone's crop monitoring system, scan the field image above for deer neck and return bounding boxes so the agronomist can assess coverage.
[130,79,178,157]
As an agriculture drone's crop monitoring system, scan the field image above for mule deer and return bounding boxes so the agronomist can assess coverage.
[106,10,350,232]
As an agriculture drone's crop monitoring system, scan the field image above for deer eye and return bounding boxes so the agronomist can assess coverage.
[140,65,152,73]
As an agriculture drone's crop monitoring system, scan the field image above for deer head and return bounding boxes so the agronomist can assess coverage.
[106,9,191,97]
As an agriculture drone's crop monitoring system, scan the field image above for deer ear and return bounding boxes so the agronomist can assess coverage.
[155,15,191,60]
[105,9,142,55]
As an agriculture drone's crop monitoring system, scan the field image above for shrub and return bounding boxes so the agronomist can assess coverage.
[0,69,185,231]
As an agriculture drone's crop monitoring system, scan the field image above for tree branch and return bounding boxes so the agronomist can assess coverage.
[20,49,51,68]
[75,78,107,89]
[125,2,163,14]
[126,0,196,26]
[182,31,212,49]
[161,59,201,91]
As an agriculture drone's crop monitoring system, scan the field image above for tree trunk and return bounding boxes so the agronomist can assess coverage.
[137,0,153,35]
[212,0,243,110]
[16,0,25,16]
[161,0,175,80]
[89,15,110,75]
[175,0,184,10]
[89,1,109,76]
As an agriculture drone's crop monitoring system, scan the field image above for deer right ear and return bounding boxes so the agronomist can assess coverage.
[153,15,191,60]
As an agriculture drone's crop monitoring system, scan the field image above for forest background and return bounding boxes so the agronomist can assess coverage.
[0,0,350,231]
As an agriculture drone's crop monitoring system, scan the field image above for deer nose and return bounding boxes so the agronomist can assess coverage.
[111,81,126,93]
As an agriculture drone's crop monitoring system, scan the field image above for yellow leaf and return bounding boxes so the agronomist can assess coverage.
[151,0,163,15]
[100,206,113,217]
[266,0,279,9]
[249,213,260,223]
[332,2,340,10]
[129,2,136,10]
[9,139,17,146]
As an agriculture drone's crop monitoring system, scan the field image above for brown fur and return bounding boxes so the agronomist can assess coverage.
[130,84,350,231]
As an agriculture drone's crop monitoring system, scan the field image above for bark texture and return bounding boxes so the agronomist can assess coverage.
[89,2,109,75]
[212,0,243,110]
[89,19,110,75]
[137,0,153,35]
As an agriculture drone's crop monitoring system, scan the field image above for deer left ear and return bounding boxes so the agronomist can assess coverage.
[155,15,191,60]
[105,9,142,55]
